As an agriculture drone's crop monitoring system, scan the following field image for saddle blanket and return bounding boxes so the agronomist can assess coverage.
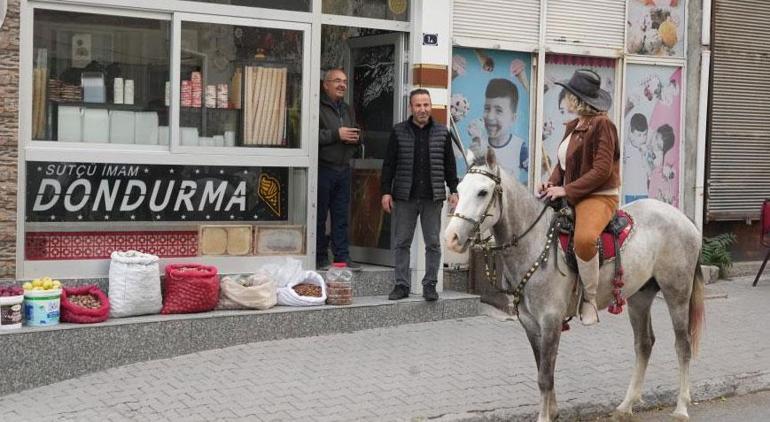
[558,209,634,264]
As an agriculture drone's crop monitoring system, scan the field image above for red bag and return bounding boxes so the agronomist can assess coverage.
[61,285,110,324]
[761,199,770,238]
[161,264,220,314]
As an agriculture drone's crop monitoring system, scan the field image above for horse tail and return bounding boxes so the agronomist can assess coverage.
[689,264,705,358]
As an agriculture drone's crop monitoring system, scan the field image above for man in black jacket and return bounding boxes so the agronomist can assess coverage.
[381,89,459,301]
[317,69,361,270]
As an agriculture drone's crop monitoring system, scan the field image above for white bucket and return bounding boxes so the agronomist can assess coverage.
[0,295,24,330]
[23,289,61,327]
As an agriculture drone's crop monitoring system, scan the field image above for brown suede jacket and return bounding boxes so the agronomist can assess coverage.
[548,115,620,205]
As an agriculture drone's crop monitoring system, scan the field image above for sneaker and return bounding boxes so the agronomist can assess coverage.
[422,284,439,302]
[388,285,410,300]
[344,260,362,272]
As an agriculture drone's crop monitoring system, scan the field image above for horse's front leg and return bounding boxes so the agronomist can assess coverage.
[518,309,541,370]
[536,317,563,422]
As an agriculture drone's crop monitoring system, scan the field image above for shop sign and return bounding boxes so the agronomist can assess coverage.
[26,161,289,222]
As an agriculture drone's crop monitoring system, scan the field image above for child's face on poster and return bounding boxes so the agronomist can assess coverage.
[483,97,516,141]
[629,128,648,148]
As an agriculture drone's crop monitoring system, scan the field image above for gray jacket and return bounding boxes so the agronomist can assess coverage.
[318,93,358,168]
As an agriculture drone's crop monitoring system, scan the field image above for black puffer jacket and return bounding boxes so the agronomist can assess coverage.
[318,93,358,168]
[381,117,459,202]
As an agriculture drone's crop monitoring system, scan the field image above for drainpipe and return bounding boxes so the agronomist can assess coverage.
[695,0,712,232]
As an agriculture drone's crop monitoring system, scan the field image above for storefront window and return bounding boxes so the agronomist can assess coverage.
[185,0,311,13]
[32,10,170,144]
[179,21,304,148]
[322,0,409,21]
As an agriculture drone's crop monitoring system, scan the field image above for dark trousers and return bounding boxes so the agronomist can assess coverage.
[392,199,443,288]
[317,165,351,263]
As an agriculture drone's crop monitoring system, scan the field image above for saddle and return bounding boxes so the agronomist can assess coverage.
[547,199,634,318]
[557,208,635,272]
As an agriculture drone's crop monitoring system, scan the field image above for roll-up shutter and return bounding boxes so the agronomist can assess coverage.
[546,0,625,49]
[452,0,540,46]
[708,0,770,221]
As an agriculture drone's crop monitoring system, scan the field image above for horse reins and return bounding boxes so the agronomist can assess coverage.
[449,167,568,310]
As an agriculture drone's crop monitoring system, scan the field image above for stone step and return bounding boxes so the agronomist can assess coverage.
[0,291,479,396]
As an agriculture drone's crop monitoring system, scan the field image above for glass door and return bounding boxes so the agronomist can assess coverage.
[345,33,406,266]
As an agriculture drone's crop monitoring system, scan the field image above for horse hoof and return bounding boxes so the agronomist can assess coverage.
[672,411,689,421]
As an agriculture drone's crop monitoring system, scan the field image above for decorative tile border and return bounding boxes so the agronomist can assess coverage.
[25,231,198,260]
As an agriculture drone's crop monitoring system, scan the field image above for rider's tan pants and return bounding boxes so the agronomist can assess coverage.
[574,195,619,261]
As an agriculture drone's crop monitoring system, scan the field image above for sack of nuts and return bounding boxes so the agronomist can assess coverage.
[61,285,110,323]
[276,271,327,306]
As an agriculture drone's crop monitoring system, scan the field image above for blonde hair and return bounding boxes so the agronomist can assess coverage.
[565,92,605,116]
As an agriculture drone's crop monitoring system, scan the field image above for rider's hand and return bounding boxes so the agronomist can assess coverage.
[537,182,553,198]
[543,186,567,201]
[381,194,393,214]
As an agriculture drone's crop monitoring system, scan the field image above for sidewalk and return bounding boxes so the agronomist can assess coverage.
[2,275,769,421]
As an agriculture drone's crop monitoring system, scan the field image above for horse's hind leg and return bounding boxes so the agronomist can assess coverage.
[616,279,659,416]
[660,279,694,420]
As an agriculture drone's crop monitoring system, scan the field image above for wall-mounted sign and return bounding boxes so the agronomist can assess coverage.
[26,161,289,222]
[422,33,438,46]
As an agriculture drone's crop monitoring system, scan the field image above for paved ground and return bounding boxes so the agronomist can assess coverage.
[1,275,769,421]
[594,389,770,421]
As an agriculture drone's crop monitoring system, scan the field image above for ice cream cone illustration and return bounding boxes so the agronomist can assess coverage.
[258,173,281,217]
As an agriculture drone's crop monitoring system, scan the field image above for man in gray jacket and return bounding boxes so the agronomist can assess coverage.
[317,68,361,270]
[381,89,459,301]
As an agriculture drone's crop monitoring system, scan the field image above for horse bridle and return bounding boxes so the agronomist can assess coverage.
[448,167,503,247]
[449,166,566,310]
[449,167,551,251]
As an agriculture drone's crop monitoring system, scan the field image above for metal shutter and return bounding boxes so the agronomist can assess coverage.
[546,0,625,49]
[708,0,770,221]
[452,0,540,46]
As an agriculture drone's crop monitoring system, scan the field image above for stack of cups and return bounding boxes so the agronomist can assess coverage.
[181,80,192,107]
[190,72,202,108]
[113,78,124,104]
[205,85,217,108]
[216,84,228,108]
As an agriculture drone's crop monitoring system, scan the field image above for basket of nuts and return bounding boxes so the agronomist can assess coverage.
[61,285,110,324]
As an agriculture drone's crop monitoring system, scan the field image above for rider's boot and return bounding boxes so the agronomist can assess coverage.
[577,254,600,326]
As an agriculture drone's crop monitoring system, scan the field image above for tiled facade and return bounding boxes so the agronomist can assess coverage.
[0,0,19,278]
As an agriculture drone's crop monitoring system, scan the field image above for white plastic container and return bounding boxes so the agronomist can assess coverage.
[123,79,134,105]
[109,110,135,144]
[134,112,159,145]
[0,295,24,330]
[23,289,62,327]
[57,106,83,142]
[113,77,124,104]
[82,109,109,143]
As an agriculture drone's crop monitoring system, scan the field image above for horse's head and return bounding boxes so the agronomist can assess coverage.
[445,145,503,253]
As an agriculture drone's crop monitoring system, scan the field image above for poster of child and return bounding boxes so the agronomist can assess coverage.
[540,54,616,182]
[627,0,685,57]
[450,48,531,184]
[622,65,682,208]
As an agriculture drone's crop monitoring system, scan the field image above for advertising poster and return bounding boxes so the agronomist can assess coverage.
[541,54,616,182]
[450,47,532,184]
[622,65,682,208]
[627,0,685,57]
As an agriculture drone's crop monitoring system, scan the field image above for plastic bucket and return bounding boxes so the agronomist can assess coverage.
[23,289,62,327]
[0,295,24,330]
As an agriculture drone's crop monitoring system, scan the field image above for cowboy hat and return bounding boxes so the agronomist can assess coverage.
[555,69,612,112]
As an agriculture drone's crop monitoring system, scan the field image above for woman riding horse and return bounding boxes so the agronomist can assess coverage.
[538,69,619,326]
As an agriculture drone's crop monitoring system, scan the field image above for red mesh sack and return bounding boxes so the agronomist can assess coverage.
[762,199,770,238]
[161,264,220,314]
[61,285,110,324]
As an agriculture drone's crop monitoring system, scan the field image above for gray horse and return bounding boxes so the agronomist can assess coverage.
[444,148,704,421]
